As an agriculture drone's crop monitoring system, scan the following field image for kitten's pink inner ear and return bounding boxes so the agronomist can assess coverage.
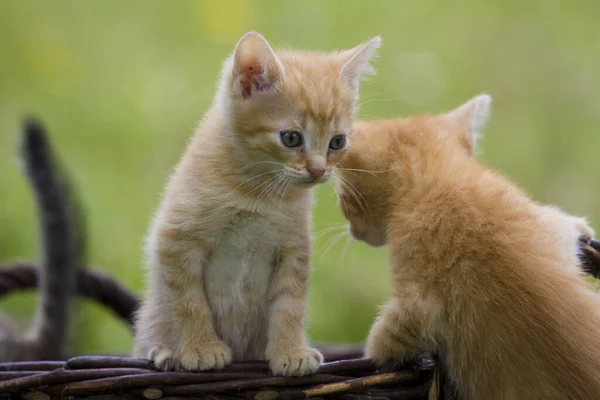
[239,59,271,99]
[232,32,284,99]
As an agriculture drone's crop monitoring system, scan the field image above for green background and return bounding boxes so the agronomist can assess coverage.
[1,0,599,355]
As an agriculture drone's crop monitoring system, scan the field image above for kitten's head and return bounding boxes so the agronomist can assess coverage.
[337,94,492,247]
[217,31,381,187]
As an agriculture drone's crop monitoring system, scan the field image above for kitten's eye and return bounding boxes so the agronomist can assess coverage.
[329,135,346,151]
[280,131,303,148]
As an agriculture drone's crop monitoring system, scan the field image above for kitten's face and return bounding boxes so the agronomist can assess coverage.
[339,187,388,247]
[336,94,492,247]
[222,32,381,188]
[336,131,390,247]
[230,81,353,187]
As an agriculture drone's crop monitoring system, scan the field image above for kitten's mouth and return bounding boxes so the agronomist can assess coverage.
[348,225,386,247]
[295,176,330,187]
[295,181,319,188]
[348,224,364,241]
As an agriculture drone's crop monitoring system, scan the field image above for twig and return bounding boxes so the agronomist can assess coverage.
[276,372,417,399]
[366,383,431,399]
[0,371,47,381]
[0,361,64,371]
[317,358,377,375]
[161,375,349,397]
[46,372,270,396]
[0,368,149,393]
[65,357,155,371]
[0,263,139,327]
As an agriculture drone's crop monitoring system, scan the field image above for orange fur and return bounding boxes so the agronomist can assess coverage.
[133,31,381,376]
[337,95,600,399]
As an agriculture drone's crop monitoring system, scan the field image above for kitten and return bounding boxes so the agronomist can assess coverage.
[336,95,600,399]
[133,31,381,376]
[0,118,81,361]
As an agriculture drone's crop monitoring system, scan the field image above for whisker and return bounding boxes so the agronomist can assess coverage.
[246,172,283,212]
[240,171,284,202]
[252,172,286,214]
[336,165,391,180]
[314,225,346,240]
[314,222,345,228]
[336,173,369,213]
[337,174,368,206]
[341,234,353,266]
[358,96,408,107]
[330,179,349,216]
[220,169,284,202]
[268,174,288,211]
[278,177,292,211]
[319,230,347,263]
[335,175,370,219]
[235,160,283,174]
[253,175,282,213]
[357,91,400,101]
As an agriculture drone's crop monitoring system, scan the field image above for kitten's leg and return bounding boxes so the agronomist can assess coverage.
[266,245,323,376]
[365,298,434,368]
[134,229,231,371]
[133,292,177,370]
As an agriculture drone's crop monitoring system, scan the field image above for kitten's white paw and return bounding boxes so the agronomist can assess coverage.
[149,345,177,371]
[268,347,323,376]
[178,340,232,371]
[573,217,595,244]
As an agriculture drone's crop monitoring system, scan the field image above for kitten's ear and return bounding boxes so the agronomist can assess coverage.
[339,36,382,94]
[231,31,285,99]
[443,94,492,153]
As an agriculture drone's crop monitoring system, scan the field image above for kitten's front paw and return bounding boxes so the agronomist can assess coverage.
[149,345,178,371]
[365,327,410,368]
[268,347,323,376]
[178,340,232,371]
[365,339,401,368]
[573,217,595,244]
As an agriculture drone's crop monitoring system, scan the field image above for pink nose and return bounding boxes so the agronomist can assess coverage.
[307,167,326,180]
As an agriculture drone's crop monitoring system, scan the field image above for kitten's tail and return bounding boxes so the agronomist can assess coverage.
[20,117,85,359]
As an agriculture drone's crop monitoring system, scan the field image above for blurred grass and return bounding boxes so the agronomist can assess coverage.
[0,0,599,355]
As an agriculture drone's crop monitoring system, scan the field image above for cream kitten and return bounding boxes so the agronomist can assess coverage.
[133,31,381,376]
[336,95,600,399]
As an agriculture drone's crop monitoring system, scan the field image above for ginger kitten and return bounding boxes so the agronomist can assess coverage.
[133,31,381,376]
[337,95,600,399]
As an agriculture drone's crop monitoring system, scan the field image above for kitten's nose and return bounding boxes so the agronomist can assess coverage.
[307,166,326,180]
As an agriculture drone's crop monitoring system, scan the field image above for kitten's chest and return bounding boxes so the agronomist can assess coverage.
[204,211,281,305]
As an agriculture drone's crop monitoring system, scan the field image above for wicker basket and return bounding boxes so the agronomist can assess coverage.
[0,353,435,400]
[0,264,440,400]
